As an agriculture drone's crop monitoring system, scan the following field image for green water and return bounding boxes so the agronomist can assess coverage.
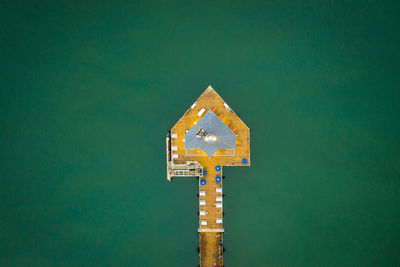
[1,1,399,266]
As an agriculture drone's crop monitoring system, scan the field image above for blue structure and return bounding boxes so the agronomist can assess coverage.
[215,165,221,172]
[200,179,206,185]
[242,158,248,164]
[203,169,207,176]
[216,176,221,182]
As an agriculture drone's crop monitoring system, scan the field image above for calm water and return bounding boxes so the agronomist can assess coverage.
[1,1,399,266]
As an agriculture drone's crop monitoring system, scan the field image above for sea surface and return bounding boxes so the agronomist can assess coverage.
[1,1,399,266]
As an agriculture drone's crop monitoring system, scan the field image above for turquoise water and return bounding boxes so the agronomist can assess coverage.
[1,1,399,266]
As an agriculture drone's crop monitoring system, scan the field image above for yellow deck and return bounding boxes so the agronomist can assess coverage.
[168,86,250,266]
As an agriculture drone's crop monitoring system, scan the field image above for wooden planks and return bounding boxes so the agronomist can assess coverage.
[170,86,250,167]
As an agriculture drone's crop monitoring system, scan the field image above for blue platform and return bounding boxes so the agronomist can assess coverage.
[216,176,221,182]
[242,158,248,164]
[200,179,206,185]
[215,165,221,171]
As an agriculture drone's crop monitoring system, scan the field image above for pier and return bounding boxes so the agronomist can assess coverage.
[166,86,250,266]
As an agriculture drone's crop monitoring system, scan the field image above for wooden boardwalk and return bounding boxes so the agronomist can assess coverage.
[167,86,250,266]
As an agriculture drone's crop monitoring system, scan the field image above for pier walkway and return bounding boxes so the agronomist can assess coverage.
[166,86,250,266]
[198,159,224,266]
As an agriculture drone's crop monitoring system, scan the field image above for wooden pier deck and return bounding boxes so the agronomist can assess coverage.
[167,86,250,266]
